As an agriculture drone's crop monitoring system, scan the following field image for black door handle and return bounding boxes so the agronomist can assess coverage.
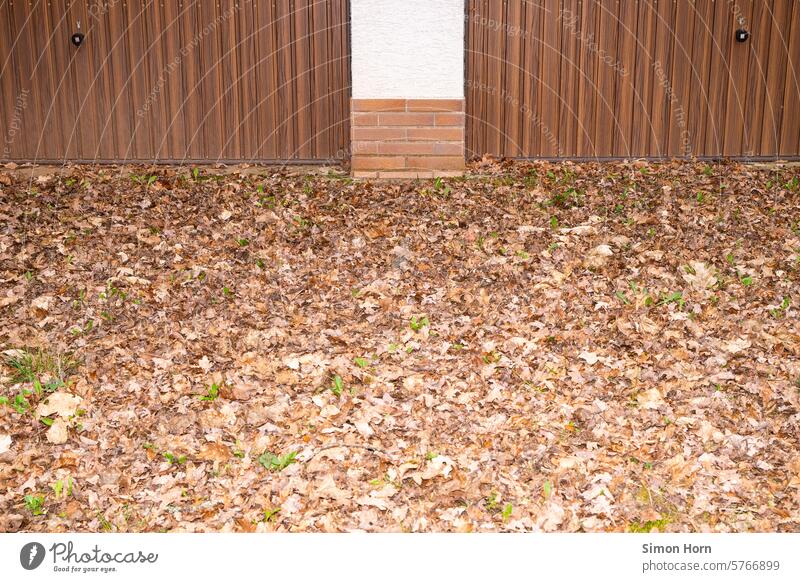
[71,32,85,47]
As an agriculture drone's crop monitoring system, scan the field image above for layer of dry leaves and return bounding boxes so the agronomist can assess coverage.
[1,159,799,532]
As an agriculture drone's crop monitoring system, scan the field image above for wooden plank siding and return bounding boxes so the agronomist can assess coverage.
[0,0,351,163]
[466,0,800,159]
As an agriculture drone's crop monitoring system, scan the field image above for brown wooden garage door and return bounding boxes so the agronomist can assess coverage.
[0,0,350,163]
[466,0,800,159]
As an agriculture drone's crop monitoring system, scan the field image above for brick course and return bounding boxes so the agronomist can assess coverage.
[351,98,465,179]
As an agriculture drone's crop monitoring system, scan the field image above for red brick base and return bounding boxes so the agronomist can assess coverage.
[351,99,466,179]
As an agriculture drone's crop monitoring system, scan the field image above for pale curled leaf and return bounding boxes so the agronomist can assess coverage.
[636,388,665,410]
[36,392,82,418]
[46,418,69,444]
[724,337,751,354]
[584,244,613,268]
[312,475,352,501]
[0,433,11,454]
[682,261,717,290]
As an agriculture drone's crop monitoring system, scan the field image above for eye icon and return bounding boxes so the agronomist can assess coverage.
[20,542,46,570]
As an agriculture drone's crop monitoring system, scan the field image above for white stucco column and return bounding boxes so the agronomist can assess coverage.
[350,0,466,178]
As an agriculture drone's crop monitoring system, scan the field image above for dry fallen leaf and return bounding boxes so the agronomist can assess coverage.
[0,434,11,454]
[198,443,231,462]
[584,244,613,268]
[30,295,54,318]
[355,485,398,511]
[36,392,82,418]
[406,455,455,485]
[46,418,70,444]
[0,294,19,308]
[682,261,717,290]
[637,388,665,410]
[537,500,565,532]
[198,356,213,372]
[312,475,352,501]
[724,337,751,354]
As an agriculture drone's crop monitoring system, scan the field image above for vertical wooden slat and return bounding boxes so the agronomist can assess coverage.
[75,1,95,160]
[648,0,675,157]
[759,0,791,156]
[481,0,493,158]
[486,0,504,157]
[779,0,800,155]
[123,0,152,159]
[242,0,259,160]
[536,0,557,157]
[703,0,729,155]
[104,0,133,160]
[26,1,58,160]
[613,0,638,157]
[558,0,580,157]
[5,1,30,158]
[686,0,712,156]
[632,0,656,156]
[466,0,485,159]
[667,0,696,157]
[0,1,9,147]
[160,0,187,160]
[575,0,596,156]
[195,1,218,160]
[311,0,327,157]
[255,0,273,159]
[277,0,293,159]
[503,0,522,157]
[742,0,774,157]
[594,1,619,157]
[55,0,80,160]
[216,0,233,160]
[340,0,352,157]
[17,0,52,159]
[89,2,118,160]
[722,1,754,156]
[293,0,311,158]
[465,0,477,158]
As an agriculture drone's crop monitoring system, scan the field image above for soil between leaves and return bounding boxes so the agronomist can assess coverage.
[0,160,798,532]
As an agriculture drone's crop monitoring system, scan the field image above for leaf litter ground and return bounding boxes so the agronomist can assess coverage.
[0,160,798,532]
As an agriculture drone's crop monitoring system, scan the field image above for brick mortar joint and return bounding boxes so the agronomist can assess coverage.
[352,143,465,146]
[352,99,465,113]
[353,127,465,131]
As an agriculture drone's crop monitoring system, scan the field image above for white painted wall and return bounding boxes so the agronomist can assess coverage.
[351,0,465,99]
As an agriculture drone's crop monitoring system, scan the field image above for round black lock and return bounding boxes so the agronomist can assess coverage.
[71,32,85,47]
[735,29,750,43]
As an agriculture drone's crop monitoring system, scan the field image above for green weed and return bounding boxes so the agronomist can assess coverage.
[330,375,344,397]
[24,494,46,516]
[3,348,78,386]
[629,517,672,533]
[51,477,74,500]
[262,507,281,522]
[162,452,187,465]
[770,296,791,318]
[409,315,430,332]
[258,451,297,472]
[502,503,513,522]
[198,383,221,402]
